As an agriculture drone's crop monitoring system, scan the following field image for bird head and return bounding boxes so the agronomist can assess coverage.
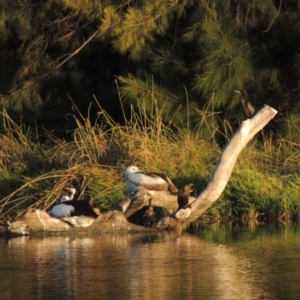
[184,183,195,193]
[66,187,76,195]
[125,165,140,175]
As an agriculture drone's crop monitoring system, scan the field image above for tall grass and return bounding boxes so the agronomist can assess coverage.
[1,100,300,221]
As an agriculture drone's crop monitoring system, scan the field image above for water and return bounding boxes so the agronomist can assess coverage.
[0,222,300,300]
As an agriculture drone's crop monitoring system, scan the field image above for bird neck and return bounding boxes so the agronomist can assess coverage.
[69,189,76,200]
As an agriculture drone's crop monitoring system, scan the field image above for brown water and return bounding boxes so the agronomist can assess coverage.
[0,222,299,300]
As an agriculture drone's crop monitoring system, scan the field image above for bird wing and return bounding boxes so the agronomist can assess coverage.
[148,172,178,192]
[50,203,75,218]
[177,188,183,202]
[126,171,169,191]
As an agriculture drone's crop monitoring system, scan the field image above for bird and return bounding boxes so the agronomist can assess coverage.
[234,90,255,119]
[59,187,76,202]
[48,188,99,226]
[47,186,77,216]
[177,183,195,210]
[125,165,178,194]
[141,199,155,228]
[49,198,98,219]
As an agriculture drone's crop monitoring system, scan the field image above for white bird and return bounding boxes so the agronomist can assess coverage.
[48,188,99,227]
[125,165,178,194]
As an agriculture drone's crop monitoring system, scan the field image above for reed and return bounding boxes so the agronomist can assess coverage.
[1,102,300,221]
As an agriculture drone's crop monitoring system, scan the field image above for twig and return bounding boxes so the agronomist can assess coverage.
[262,0,282,33]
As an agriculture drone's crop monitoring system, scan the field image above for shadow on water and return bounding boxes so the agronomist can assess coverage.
[1,222,300,299]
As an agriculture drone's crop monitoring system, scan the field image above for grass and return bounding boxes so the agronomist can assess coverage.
[1,99,300,222]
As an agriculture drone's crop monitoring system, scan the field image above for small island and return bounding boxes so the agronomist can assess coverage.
[1,105,277,236]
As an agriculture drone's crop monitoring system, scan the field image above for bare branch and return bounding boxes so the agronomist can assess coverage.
[156,105,278,229]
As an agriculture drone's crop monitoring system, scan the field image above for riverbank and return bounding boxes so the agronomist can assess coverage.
[1,106,300,222]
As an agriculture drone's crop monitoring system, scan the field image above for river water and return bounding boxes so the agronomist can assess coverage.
[0,221,299,299]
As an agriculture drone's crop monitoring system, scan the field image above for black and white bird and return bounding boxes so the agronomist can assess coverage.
[141,199,155,228]
[177,183,195,210]
[234,90,255,119]
[59,187,77,202]
[48,188,98,227]
[125,165,178,195]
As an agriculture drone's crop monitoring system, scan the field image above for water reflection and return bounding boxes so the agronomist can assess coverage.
[0,224,299,299]
[189,221,300,299]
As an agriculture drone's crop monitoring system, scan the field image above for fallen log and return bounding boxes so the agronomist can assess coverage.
[116,189,180,217]
[2,105,277,235]
[3,208,145,236]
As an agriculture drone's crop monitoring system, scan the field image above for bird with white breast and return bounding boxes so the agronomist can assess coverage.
[125,165,178,195]
[48,187,98,227]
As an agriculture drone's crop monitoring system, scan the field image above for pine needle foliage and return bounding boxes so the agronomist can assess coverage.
[102,0,300,139]
[192,10,254,109]
[0,0,105,113]
[99,0,189,61]
[1,0,300,142]
[118,74,199,126]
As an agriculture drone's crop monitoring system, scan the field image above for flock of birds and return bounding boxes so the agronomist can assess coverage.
[48,90,256,228]
[48,165,195,228]
[125,165,195,227]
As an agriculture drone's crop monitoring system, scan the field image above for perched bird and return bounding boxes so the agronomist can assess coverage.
[59,187,76,202]
[48,188,98,227]
[125,165,178,194]
[141,199,155,228]
[177,183,195,210]
[49,198,98,219]
[234,90,255,119]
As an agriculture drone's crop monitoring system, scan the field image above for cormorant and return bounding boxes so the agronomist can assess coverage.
[177,183,195,210]
[141,199,155,228]
[234,90,255,119]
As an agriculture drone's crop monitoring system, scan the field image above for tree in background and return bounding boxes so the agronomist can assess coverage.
[100,0,300,140]
[0,0,124,132]
[0,0,300,141]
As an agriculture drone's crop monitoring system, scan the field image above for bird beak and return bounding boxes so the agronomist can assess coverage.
[234,90,241,93]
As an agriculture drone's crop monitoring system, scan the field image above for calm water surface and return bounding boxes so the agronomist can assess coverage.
[1,222,300,300]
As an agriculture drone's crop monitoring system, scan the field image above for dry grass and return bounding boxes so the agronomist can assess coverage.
[1,101,300,221]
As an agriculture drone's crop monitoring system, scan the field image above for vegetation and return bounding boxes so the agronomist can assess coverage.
[1,101,300,221]
[1,1,300,136]
[0,0,300,221]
